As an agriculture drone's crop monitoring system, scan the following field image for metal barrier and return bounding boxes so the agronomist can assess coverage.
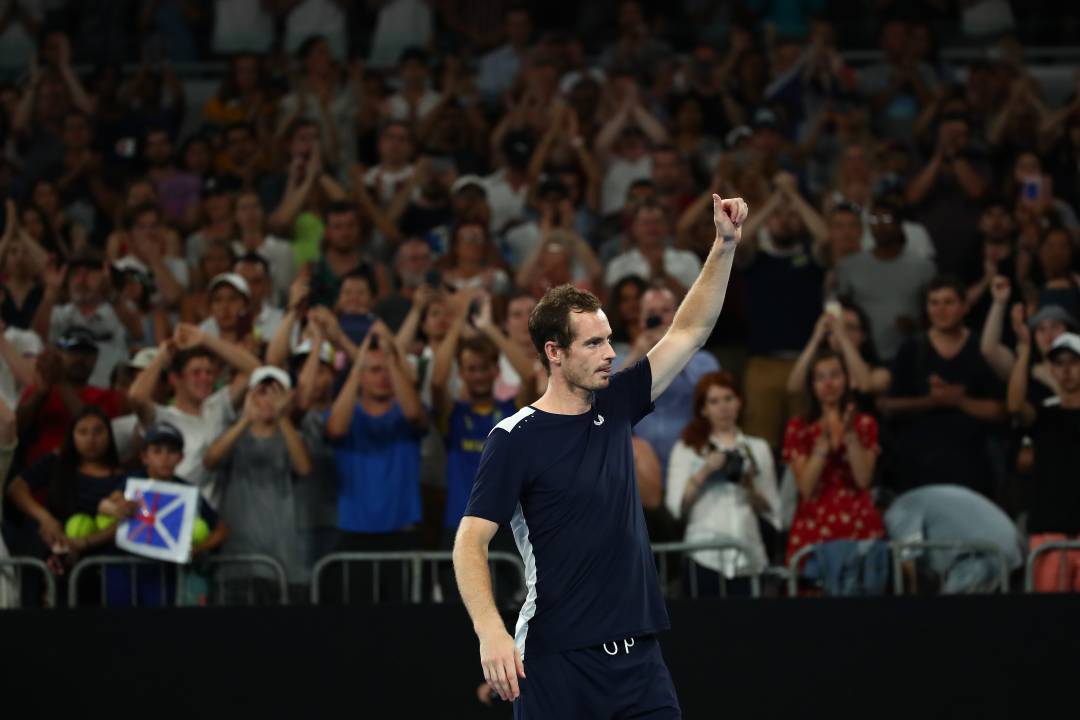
[892,541,1011,595]
[311,550,525,605]
[786,542,894,597]
[68,554,289,607]
[1025,541,1080,593]
[652,539,763,598]
[0,557,56,608]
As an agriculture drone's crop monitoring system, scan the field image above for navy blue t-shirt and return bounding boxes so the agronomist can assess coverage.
[464,358,670,658]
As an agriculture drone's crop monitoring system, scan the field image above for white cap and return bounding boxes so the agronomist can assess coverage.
[248,365,292,389]
[128,347,159,369]
[293,339,335,365]
[3,326,43,357]
[451,174,486,195]
[1048,332,1080,360]
[208,272,251,299]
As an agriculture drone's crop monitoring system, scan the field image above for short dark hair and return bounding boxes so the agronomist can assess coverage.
[457,334,499,365]
[927,274,966,300]
[170,347,218,375]
[529,285,602,370]
[125,201,160,229]
[325,200,359,222]
[235,251,269,275]
[341,265,377,297]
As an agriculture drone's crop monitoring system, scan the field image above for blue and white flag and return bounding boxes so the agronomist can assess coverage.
[115,479,198,564]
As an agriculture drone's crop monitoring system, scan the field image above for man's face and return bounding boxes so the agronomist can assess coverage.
[979,205,1013,241]
[552,310,615,391]
[766,202,805,244]
[395,240,432,287]
[324,211,360,251]
[459,348,498,401]
[828,210,863,258]
[506,296,535,344]
[235,261,269,307]
[867,204,902,247]
[651,151,681,192]
[632,207,667,251]
[337,277,373,314]
[210,285,248,331]
[172,357,217,403]
[226,127,256,162]
[378,124,412,166]
[1034,319,1067,355]
[359,349,394,401]
[639,289,676,332]
[62,347,97,385]
[235,193,263,231]
[926,287,966,331]
[142,443,182,480]
[144,131,173,167]
[68,265,105,305]
[1050,352,1080,394]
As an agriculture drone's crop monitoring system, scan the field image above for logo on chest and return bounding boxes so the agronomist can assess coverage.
[594,414,605,426]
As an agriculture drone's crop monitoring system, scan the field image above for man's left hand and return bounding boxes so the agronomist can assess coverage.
[713,195,748,244]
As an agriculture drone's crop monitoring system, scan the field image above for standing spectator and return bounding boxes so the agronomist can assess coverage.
[835,195,936,361]
[880,276,1007,496]
[324,321,427,602]
[233,254,285,344]
[309,201,392,309]
[32,252,139,389]
[604,201,701,298]
[620,287,719,478]
[115,203,190,309]
[606,274,648,360]
[784,350,884,564]
[884,485,1024,594]
[142,126,201,233]
[127,325,259,509]
[735,176,827,449]
[232,189,295,308]
[493,291,539,402]
[386,47,441,125]
[197,272,255,348]
[596,82,669,217]
[666,372,780,592]
[15,329,125,466]
[437,221,511,297]
[372,237,434,331]
[1007,331,1080,592]
[475,4,532,104]
[204,367,311,601]
[203,54,277,135]
[1031,226,1080,320]
[0,206,48,328]
[858,19,938,141]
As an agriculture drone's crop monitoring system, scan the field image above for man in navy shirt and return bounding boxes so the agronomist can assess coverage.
[454,194,749,718]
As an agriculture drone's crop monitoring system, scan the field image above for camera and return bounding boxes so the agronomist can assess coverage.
[704,445,746,485]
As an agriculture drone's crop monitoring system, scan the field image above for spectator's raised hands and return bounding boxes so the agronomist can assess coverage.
[173,323,205,350]
[990,276,1012,305]
[1011,302,1031,347]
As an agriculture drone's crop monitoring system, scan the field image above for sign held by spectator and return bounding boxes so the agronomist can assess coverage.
[115,479,198,564]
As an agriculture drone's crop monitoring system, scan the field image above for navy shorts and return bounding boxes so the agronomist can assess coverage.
[513,635,681,719]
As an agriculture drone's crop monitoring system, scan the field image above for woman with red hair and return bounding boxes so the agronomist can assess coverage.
[666,372,780,595]
[783,350,884,564]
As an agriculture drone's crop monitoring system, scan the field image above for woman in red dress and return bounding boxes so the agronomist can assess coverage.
[784,350,884,563]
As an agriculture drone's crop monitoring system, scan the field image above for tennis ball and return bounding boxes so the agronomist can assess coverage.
[65,513,96,539]
[95,513,117,531]
[191,517,210,545]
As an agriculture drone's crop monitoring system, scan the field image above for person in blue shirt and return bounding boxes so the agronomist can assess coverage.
[324,319,427,603]
[454,194,749,717]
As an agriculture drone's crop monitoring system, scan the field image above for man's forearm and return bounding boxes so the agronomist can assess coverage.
[453,537,505,637]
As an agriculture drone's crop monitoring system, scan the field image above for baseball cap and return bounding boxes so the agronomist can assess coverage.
[1048,332,1080,360]
[292,339,335,365]
[207,272,251,299]
[143,421,185,451]
[248,365,292,390]
[55,326,98,352]
[1029,305,1079,331]
[451,174,487,195]
[128,347,159,370]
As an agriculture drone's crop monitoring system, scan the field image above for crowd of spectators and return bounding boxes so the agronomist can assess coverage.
[1,0,1079,607]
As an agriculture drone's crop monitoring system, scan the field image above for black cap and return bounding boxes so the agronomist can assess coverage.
[143,421,185,451]
[55,326,98,352]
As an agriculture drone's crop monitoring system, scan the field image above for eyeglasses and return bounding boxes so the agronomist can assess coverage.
[867,212,894,225]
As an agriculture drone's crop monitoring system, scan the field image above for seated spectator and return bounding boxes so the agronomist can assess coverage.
[1031,226,1080,320]
[203,54,276,131]
[386,47,441,124]
[835,194,936,361]
[204,368,311,602]
[334,268,379,346]
[620,287,719,478]
[516,227,603,300]
[963,197,1021,334]
[605,201,701,298]
[879,276,1007,496]
[184,175,240,269]
[142,126,201,233]
[437,220,511,296]
[97,421,228,607]
[197,273,256,349]
[666,372,780,593]
[115,202,189,309]
[0,208,48,329]
[493,292,540,403]
[32,251,139,388]
[16,328,124,466]
[981,276,1074,405]
[372,237,435,331]
[128,325,259,509]
[6,407,126,587]
[820,200,864,290]
[179,240,236,326]
[232,189,295,308]
[28,178,88,258]
[883,485,1024,594]
[309,201,392,309]
[1007,331,1080,592]
[324,321,427,602]
[784,350,884,564]
[787,300,891,408]
[1005,152,1079,231]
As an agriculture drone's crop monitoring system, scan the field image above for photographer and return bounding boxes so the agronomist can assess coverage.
[666,372,780,594]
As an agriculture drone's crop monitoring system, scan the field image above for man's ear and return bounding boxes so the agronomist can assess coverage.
[544,340,561,367]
